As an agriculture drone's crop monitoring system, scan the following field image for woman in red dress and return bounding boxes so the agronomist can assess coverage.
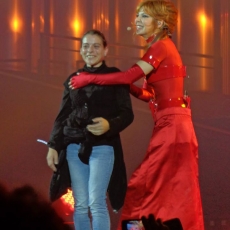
[69,1,204,229]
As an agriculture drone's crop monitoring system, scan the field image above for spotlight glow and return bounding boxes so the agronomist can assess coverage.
[61,189,74,211]
[200,14,207,28]
[11,17,21,32]
[72,19,80,34]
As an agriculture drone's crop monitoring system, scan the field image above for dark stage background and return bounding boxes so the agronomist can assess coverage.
[0,0,230,229]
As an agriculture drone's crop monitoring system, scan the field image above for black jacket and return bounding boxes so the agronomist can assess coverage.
[48,62,134,211]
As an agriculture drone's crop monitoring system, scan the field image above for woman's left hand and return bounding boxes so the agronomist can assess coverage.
[87,117,110,136]
[68,72,94,89]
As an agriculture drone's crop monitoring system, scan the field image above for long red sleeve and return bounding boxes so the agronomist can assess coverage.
[70,64,145,89]
[129,84,154,102]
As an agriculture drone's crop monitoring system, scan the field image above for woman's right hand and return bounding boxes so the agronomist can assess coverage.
[46,148,58,172]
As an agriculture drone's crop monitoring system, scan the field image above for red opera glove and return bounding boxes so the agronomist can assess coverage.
[129,84,154,102]
[129,77,155,102]
[69,64,145,89]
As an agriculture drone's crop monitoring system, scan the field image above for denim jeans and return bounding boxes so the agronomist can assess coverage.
[66,143,114,230]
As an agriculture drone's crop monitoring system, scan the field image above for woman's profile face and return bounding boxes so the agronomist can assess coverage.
[80,34,108,67]
[135,9,155,39]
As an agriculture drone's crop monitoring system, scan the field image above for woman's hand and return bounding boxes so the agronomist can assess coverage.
[87,117,110,136]
[68,72,95,89]
[46,148,58,172]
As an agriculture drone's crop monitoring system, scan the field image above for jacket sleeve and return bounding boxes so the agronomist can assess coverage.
[106,85,134,137]
[47,84,72,152]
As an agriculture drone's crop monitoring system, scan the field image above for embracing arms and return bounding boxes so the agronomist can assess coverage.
[129,76,155,102]
[69,61,154,89]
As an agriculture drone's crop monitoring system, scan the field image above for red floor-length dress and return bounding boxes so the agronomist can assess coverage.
[118,38,204,230]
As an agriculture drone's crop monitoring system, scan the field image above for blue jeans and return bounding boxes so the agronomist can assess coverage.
[66,143,114,230]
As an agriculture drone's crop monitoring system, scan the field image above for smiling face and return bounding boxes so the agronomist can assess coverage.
[135,0,178,40]
[135,10,156,39]
[80,34,108,67]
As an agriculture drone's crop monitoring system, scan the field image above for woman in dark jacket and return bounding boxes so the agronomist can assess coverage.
[46,29,134,230]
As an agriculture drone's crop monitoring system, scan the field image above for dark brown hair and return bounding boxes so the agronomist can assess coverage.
[81,29,108,47]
